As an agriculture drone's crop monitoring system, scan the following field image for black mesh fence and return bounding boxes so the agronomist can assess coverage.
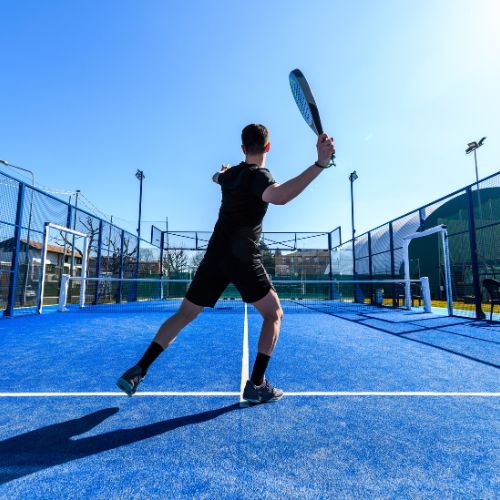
[2,167,498,320]
[0,170,163,316]
[332,171,500,320]
[158,230,334,280]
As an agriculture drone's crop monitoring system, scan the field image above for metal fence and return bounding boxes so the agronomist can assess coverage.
[330,171,500,319]
[150,228,342,280]
[0,170,161,316]
[2,166,498,320]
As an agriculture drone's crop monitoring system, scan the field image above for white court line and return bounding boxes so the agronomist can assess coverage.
[0,392,240,397]
[0,392,498,397]
[284,392,500,397]
[239,303,250,405]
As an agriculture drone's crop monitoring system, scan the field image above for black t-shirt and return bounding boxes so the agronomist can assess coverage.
[208,162,276,261]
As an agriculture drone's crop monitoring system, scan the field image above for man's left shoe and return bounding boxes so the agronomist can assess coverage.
[116,365,144,397]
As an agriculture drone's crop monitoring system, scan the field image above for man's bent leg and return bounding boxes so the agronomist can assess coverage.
[117,298,203,396]
[242,289,284,403]
[251,288,283,356]
[153,298,204,349]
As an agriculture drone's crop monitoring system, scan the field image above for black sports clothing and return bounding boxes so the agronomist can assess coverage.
[185,162,276,307]
[137,342,164,375]
[250,352,271,386]
[214,162,276,240]
[185,251,274,307]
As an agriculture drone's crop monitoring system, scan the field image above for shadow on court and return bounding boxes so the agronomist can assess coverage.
[0,403,241,484]
[325,312,500,369]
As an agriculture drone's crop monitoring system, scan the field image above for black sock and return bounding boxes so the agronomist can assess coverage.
[137,342,164,375]
[250,352,271,386]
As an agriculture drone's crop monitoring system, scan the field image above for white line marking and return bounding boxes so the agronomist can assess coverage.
[284,392,500,397]
[0,392,240,397]
[239,303,250,406]
[0,392,498,397]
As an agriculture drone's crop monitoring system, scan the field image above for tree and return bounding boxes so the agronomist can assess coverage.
[259,240,275,276]
[163,248,189,278]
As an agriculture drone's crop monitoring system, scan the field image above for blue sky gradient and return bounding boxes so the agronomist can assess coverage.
[1,0,499,238]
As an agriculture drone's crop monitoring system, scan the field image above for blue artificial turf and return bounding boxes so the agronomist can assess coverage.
[1,308,499,498]
[1,311,243,392]
[0,396,498,498]
[247,311,500,392]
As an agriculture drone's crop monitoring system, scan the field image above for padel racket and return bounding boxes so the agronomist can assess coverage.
[289,68,335,167]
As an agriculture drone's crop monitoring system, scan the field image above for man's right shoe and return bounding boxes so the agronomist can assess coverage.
[116,365,144,397]
[242,378,284,404]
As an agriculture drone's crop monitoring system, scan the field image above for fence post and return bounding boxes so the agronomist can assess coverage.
[134,235,140,301]
[418,208,426,231]
[159,231,165,278]
[327,232,333,299]
[352,238,356,279]
[466,187,485,320]
[6,183,25,316]
[118,230,124,303]
[389,222,397,306]
[93,220,103,305]
[368,231,374,304]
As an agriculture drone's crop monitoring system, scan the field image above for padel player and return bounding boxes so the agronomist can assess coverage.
[117,124,335,403]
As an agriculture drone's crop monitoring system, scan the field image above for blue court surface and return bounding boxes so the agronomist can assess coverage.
[1,306,499,498]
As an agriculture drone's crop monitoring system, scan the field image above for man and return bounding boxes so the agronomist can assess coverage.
[117,124,335,403]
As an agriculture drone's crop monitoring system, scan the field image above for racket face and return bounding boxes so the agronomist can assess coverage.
[289,69,323,136]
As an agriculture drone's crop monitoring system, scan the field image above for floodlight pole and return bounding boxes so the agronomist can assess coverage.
[349,171,358,277]
[135,170,145,240]
[465,137,486,218]
[465,137,487,273]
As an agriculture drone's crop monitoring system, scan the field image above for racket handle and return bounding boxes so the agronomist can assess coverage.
[320,136,336,167]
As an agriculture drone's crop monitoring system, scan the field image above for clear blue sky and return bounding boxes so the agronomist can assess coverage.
[1,0,499,240]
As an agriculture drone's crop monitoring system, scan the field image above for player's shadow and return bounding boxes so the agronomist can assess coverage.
[0,402,241,484]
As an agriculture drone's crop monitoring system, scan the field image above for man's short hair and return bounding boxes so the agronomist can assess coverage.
[241,124,269,154]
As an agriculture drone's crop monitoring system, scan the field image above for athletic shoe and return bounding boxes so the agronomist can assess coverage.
[116,365,144,396]
[242,378,284,404]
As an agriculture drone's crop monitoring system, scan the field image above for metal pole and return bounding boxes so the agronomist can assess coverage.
[70,190,80,278]
[22,174,35,306]
[466,186,485,319]
[0,161,36,306]
[136,170,145,240]
[349,171,357,279]
[135,170,145,292]
[6,183,25,316]
[466,138,487,273]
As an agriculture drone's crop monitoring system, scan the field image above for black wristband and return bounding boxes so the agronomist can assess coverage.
[314,161,328,169]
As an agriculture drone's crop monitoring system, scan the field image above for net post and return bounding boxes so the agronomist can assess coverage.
[58,274,70,312]
[420,277,432,313]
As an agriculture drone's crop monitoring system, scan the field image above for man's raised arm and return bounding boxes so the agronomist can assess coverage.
[262,134,335,205]
[212,164,231,184]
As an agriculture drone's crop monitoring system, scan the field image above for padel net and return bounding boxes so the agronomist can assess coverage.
[55,276,433,314]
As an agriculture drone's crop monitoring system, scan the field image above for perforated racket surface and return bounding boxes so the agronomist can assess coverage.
[289,68,335,166]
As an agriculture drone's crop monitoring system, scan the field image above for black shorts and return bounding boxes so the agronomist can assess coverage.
[185,251,273,307]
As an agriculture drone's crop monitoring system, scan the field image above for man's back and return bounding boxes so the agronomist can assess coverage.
[213,162,275,246]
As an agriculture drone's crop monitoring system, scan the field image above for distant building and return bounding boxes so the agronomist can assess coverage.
[274,249,330,277]
[0,238,83,281]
